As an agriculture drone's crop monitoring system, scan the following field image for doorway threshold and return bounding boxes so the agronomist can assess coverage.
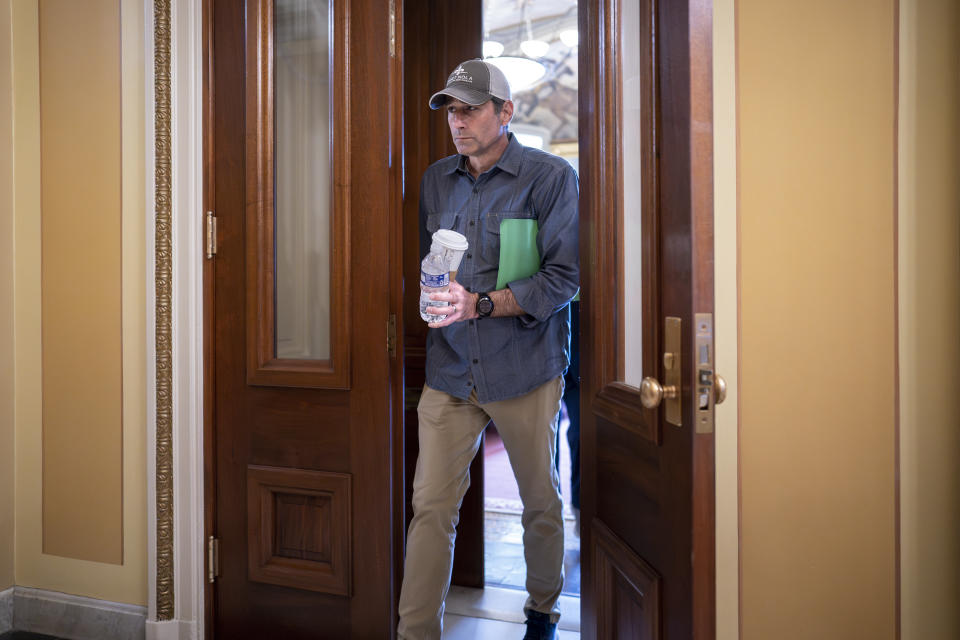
[445,585,581,633]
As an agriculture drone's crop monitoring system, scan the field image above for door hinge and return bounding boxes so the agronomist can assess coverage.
[389,0,396,58]
[387,313,397,358]
[207,535,220,583]
[205,211,218,259]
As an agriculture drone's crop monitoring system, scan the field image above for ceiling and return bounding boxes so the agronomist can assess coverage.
[483,0,579,144]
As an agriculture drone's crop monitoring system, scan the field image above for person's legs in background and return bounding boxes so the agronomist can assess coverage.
[483,377,565,633]
[562,301,581,534]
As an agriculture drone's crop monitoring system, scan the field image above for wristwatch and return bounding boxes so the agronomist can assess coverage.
[475,292,494,318]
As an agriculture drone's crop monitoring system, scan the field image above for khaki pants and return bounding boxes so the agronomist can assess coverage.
[397,377,566,640]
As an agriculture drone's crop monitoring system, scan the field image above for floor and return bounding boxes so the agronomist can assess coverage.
[483,409,580,596]
[444,585,581,639]
[0,626,579,640]
[442,614,580,639]
[467,409,581,639]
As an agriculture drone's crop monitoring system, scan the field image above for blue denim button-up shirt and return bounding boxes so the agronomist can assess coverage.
[420,134,579,403]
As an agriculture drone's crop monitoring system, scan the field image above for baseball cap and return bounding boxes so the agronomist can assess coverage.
[428,59,512,110]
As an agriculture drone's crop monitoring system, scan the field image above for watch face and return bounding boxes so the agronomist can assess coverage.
[477,296,494,316]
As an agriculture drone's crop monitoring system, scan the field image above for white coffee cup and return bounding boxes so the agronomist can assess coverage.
[432,229,469,279]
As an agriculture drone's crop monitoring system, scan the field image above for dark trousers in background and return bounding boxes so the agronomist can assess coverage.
[560,301,580,511]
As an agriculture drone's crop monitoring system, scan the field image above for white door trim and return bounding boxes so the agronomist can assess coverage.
[146,0,205,638]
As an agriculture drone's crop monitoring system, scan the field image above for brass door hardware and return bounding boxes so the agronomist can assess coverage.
[208,536,220,583]
[639,317,682,426]
[713,373,727,405]
[387,314,397,358]
[640,377,678,407]
[695,313,716,433]
[205,211,217,258]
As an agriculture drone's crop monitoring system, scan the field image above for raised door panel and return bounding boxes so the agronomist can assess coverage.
[593,519,660,640]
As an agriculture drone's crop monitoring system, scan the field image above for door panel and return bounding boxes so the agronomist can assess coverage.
[244,0,350,389]
[400,0,484,589]
[593,519,660,640]
[206,0,399,637]
[580,0,716,638]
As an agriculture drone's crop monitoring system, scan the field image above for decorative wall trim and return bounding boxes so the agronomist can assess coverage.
[152,0,175,623]
[10,587,146,640]
[148,0,206,634]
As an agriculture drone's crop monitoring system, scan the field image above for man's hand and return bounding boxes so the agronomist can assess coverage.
[425,280,478,328]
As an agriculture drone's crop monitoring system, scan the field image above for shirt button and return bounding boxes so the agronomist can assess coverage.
[472,359,479,364]
[466,253,472,259]
[469,220,475,226]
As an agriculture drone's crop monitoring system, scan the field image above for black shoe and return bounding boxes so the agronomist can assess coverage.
[523,610,558,640]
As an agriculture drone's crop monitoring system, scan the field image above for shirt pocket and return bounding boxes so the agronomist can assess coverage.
[482,210,536,266]
[426,211,461,236]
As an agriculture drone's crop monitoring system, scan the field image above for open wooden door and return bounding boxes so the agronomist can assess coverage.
[401,0,485,589]
[204,0,402,637]
[579,0,718,638]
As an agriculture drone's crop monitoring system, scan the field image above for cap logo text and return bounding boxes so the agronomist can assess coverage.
[450,64,473,84]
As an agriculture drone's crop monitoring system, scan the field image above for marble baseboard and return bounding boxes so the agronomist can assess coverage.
[0,587,12,633]
[12,586,146,640]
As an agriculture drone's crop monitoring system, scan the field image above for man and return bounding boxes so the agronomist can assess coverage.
[397,59,579,640]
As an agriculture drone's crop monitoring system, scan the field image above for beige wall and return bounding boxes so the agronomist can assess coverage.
[39,0,124,566]
[898,0,960,638]
[11,0,146,604]
[0,0,15,592]
[713,0,738,637]
[737,2,898,639]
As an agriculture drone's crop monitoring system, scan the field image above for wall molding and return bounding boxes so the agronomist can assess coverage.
[147,0,205,636]
[7,586,146,640]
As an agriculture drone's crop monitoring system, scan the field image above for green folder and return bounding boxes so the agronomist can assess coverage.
[496,218,580,301]
[496,218,541,290]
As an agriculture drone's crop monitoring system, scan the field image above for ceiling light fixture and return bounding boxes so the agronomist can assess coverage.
[519,9,550,59]
[483,40,504,58]
[559,29,578,48]
[486,56,546,92]
[520,38,550,59]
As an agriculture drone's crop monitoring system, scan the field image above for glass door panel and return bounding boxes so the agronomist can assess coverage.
[245,0,350,389]
[275,0,332,360]
[621,0,644,387]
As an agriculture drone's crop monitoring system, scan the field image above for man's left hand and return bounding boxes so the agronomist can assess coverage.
[425,280,478,328]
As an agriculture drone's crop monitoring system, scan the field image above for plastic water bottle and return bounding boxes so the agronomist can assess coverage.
[419,247,450,323]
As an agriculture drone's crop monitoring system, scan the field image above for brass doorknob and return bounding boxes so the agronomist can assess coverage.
[640,377,678,409]
[714,374,727,405]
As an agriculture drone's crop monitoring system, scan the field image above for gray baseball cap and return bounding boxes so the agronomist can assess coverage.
[428,59,512,110]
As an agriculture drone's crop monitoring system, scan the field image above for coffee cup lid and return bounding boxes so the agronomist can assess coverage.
[433,229,469,251]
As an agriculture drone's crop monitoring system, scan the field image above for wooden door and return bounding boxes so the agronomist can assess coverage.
[400,0,485,588]
[204,0,402,637]
[579,0,717,638]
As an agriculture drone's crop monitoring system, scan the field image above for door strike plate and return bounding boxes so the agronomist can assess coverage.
[664,317,682,426]
[694,313,714,434]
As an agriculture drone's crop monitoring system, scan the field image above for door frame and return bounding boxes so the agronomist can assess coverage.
[145,0,208,637]
[146,1,739,638]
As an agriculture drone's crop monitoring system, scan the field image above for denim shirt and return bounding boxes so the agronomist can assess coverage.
[420,134,580,403]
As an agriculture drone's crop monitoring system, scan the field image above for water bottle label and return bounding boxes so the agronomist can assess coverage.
[421,271,448,288]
